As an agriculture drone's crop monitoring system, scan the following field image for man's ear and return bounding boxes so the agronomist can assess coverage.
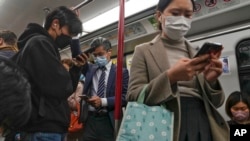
[155,11,162,22]
[108,49,112,53]
[51,19,60,30]
[107,49,112,56]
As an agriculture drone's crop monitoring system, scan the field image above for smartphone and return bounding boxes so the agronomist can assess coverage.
[193,42,222,58]
[70,40,82,58]
[79,95,89,101]
[75,48,93,61]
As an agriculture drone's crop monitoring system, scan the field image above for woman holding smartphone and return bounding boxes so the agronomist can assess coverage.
[126,0,229,141]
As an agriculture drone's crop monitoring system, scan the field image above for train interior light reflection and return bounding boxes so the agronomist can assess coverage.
[82,0,158,33]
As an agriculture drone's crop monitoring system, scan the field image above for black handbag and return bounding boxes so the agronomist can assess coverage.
[79,99,89,123]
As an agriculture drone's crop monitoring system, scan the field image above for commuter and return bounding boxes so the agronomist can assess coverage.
[11,6,88,141]
[225,91,250,126]
[67,74,85,141]
[62,58,84,141]
[0,56,31,141]
[126,0,229,141]
[0,30,18,58]
[81,37,129,141]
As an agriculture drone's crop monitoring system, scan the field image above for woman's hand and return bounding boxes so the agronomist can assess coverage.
[68,95,77,110]
[167,54,210,84]
[203,50,223,83]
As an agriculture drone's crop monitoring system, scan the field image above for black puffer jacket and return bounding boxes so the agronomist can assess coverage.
[11,23,81,133]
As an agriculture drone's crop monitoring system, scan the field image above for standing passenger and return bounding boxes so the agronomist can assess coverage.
[0,30,19,141]
[11,6,88,141]
[0,30,18,58]
[126,0,229,141]
[0,56,31,141]
[81,37,129,141]
[62,58,85,141]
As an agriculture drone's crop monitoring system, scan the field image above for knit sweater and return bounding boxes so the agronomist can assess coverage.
[161,37,201,98]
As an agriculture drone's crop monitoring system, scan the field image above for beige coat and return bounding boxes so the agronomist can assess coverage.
[127,35,229,141]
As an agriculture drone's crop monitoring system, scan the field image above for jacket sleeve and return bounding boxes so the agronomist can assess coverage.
[204,79,225,108]
[121,68,129,106]
[22,36,73,99]
[106,68,129,109]
[126,44,178,106]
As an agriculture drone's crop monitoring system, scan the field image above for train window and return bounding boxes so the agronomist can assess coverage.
[237,40,250,67]
[239,75,250,94]
[236,39,250,93]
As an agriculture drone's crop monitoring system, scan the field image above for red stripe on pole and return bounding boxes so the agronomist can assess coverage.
[114,0,125,120]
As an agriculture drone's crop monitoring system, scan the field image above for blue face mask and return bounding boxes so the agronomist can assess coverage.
[94,55,108,67]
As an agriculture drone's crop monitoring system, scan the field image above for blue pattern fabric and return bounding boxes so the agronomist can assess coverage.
[117,85,174,141]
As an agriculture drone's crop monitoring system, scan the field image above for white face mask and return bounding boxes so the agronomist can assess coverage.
[163,16,192,40]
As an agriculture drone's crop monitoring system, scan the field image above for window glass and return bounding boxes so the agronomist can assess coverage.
[237,40,250,67]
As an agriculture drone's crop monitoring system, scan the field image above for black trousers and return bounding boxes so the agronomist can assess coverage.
[179,97,212,141]
[81,113,114,141]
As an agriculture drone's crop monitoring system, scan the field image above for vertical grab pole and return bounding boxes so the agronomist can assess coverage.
[114,0,125,138]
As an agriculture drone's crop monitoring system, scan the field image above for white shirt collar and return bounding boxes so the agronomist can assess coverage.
[104,60,112,70]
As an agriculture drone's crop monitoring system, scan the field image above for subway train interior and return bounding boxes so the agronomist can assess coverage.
[1,0,250,122]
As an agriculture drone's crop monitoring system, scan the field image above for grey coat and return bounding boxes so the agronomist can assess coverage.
[127,34,229,141]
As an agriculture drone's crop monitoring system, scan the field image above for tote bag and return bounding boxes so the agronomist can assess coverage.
[116,85,174,141]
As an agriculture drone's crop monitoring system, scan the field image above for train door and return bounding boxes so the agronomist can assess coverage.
[236,39,250,95]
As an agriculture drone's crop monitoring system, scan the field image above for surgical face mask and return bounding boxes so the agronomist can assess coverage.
[163,16,192,41]
[232,110,249,122]
[94,55,108,67]
[55,34,72,49]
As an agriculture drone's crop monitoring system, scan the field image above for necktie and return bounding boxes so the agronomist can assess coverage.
[97,67,106,98]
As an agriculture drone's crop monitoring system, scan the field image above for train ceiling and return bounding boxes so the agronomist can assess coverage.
[0,0,119,36]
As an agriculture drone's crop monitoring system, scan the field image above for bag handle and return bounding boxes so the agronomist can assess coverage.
[137,84,148,103]
[137,84,167,108]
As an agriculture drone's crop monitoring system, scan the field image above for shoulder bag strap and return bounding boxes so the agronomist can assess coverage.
[137,84,148,103]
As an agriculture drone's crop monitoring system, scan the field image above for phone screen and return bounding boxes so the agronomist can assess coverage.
[193,42,222,58]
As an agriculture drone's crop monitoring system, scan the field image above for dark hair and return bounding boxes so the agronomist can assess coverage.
[0,56,31,133]
[44,6,82,36]
[156,0,195,30]
[0,30,17,46]
[90,37,112,51]
[225,91,250,119]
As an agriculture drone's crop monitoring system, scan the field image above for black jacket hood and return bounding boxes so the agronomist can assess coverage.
[17,23,53,49]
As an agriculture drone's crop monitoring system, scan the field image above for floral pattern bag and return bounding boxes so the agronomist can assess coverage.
[116,85,174,141]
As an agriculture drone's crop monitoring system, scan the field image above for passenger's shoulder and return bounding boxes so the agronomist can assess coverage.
[29,34,51,43]
[135,34,161,50]
[135,42,151,49]
[27,35,54,51]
